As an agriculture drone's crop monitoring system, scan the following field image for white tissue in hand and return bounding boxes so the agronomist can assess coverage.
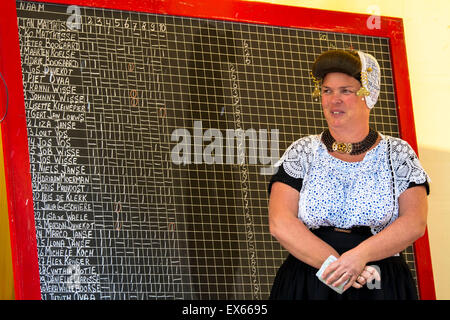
[315,255,347,294]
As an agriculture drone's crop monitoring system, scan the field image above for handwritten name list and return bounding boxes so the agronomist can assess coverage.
[18,3,99,300]
[17,1,183,300]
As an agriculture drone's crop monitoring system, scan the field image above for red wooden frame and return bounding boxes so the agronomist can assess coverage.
[0,0,435,300]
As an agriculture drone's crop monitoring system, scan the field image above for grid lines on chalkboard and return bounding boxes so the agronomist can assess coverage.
[17,0,416,300]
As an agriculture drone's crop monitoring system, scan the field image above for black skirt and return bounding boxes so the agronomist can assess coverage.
[269,227,418,300]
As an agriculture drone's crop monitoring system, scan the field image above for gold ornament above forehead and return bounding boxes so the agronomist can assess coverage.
[311,67,372,100]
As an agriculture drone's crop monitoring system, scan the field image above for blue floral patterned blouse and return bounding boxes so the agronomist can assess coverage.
[268,133,430,234]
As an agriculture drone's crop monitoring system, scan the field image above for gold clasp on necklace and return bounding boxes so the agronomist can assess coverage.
[332,142,352,154]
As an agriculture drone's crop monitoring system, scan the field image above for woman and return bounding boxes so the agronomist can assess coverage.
[268,49,430,300]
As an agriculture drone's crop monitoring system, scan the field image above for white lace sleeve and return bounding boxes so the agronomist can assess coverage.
[274,135,320,179]
[389,137,431,195]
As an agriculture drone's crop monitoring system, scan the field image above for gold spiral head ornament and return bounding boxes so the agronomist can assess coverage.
[356,69,371,97]
[310,72,321,101]
[356,86,371,97]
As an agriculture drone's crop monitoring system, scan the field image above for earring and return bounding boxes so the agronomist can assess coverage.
[310,72,321,102]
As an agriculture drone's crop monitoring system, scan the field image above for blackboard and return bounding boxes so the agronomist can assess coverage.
[1,0,435,299]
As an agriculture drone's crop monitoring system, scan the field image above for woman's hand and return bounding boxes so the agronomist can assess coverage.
[320,249,367,292]
[353,265,381,289]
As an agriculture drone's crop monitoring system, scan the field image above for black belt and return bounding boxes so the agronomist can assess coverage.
[312,226,372,235]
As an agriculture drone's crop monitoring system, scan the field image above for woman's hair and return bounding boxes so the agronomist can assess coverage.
[312,50,362,82]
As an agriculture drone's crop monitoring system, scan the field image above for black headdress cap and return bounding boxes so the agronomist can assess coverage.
[312,49,361,82]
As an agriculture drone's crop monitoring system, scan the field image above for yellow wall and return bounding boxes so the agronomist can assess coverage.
[246,0,450,299]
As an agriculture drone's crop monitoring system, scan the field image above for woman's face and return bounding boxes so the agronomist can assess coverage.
[321,72,370,130]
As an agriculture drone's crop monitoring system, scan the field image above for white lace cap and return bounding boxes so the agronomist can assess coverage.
[357,51,381,109]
